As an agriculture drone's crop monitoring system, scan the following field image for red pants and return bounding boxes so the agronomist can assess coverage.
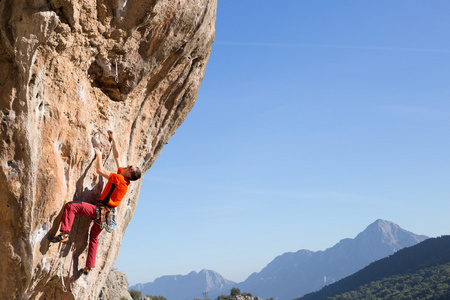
[60,201,102,269]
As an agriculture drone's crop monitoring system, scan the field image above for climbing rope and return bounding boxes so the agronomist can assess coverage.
[62,217,81,299]
[59,259,67,293]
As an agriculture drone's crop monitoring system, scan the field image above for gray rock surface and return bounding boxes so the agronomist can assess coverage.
[99,269,133,300]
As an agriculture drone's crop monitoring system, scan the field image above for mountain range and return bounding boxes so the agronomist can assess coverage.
[234,219,428,300]
[130,219,428,300]
[130,269,236,300]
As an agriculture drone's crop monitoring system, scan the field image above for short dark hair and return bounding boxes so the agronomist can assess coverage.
[130,167,141,181]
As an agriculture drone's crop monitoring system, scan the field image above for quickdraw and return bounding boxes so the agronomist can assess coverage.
[114,57,119,83]
[95,205,117,233]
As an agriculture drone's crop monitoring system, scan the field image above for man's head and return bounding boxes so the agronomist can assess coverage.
[123,165,141,181]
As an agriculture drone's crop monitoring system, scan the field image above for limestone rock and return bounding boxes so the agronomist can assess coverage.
[98,269,133,300]
[0,0,216,299]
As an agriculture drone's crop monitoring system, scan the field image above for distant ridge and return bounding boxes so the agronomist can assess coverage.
[130,269,235,300]
[131,220,428,300]
[298,235,450,300]
[234,219,428,300]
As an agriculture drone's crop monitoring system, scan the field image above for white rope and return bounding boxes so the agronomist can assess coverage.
[59,252,67,292]
[115,57,119,83]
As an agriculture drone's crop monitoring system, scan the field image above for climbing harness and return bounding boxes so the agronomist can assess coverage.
[107,208,117,232]
[95,205,117,233]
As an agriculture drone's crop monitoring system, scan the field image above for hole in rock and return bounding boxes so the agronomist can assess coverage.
[87,55,142,102]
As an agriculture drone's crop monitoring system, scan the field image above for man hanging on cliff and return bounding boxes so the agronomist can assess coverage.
[48,130,141,275]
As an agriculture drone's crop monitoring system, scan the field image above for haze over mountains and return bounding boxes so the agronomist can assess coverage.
[130,219,428,300]
[131,269,236,300]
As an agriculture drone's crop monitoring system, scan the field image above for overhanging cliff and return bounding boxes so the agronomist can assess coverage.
[0,0,216,299]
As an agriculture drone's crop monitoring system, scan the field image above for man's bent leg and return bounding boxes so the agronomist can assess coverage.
[60,201,97,233]
[85,222,102,269]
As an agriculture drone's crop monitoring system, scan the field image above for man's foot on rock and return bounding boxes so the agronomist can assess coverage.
[47,233,69,243]
[82,267,92,275]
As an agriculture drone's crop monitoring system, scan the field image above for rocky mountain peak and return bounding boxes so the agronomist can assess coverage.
[130,269,236,300]
[363,219,400,234]
[356,219,428,250]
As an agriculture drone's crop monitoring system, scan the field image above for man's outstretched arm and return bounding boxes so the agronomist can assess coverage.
[108,130,121,170]
[95,148,111,179]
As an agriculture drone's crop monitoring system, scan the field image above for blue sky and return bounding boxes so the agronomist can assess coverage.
[116,1,450,285]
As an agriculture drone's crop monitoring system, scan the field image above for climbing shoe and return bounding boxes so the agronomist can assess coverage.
[82,267,92,275]
[47,233,69,243]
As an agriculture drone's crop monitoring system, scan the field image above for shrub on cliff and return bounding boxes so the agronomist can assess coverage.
[231,288,240,296]
[217,287,255,300]
[129,289,141,300]
[145,296,167,300]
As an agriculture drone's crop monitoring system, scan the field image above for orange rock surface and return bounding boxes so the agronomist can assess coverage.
[0,0,216,298]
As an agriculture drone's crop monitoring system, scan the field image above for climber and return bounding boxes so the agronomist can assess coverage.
[48,130,141,275]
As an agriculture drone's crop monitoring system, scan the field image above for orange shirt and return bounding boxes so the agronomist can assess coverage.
[98,167,130,207]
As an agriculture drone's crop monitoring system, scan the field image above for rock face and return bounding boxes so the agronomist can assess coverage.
[99,269,133,300]
[0,0,216,299]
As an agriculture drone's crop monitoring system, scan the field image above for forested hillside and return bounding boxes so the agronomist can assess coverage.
[298,236,450,300]
[328,263,450,299]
